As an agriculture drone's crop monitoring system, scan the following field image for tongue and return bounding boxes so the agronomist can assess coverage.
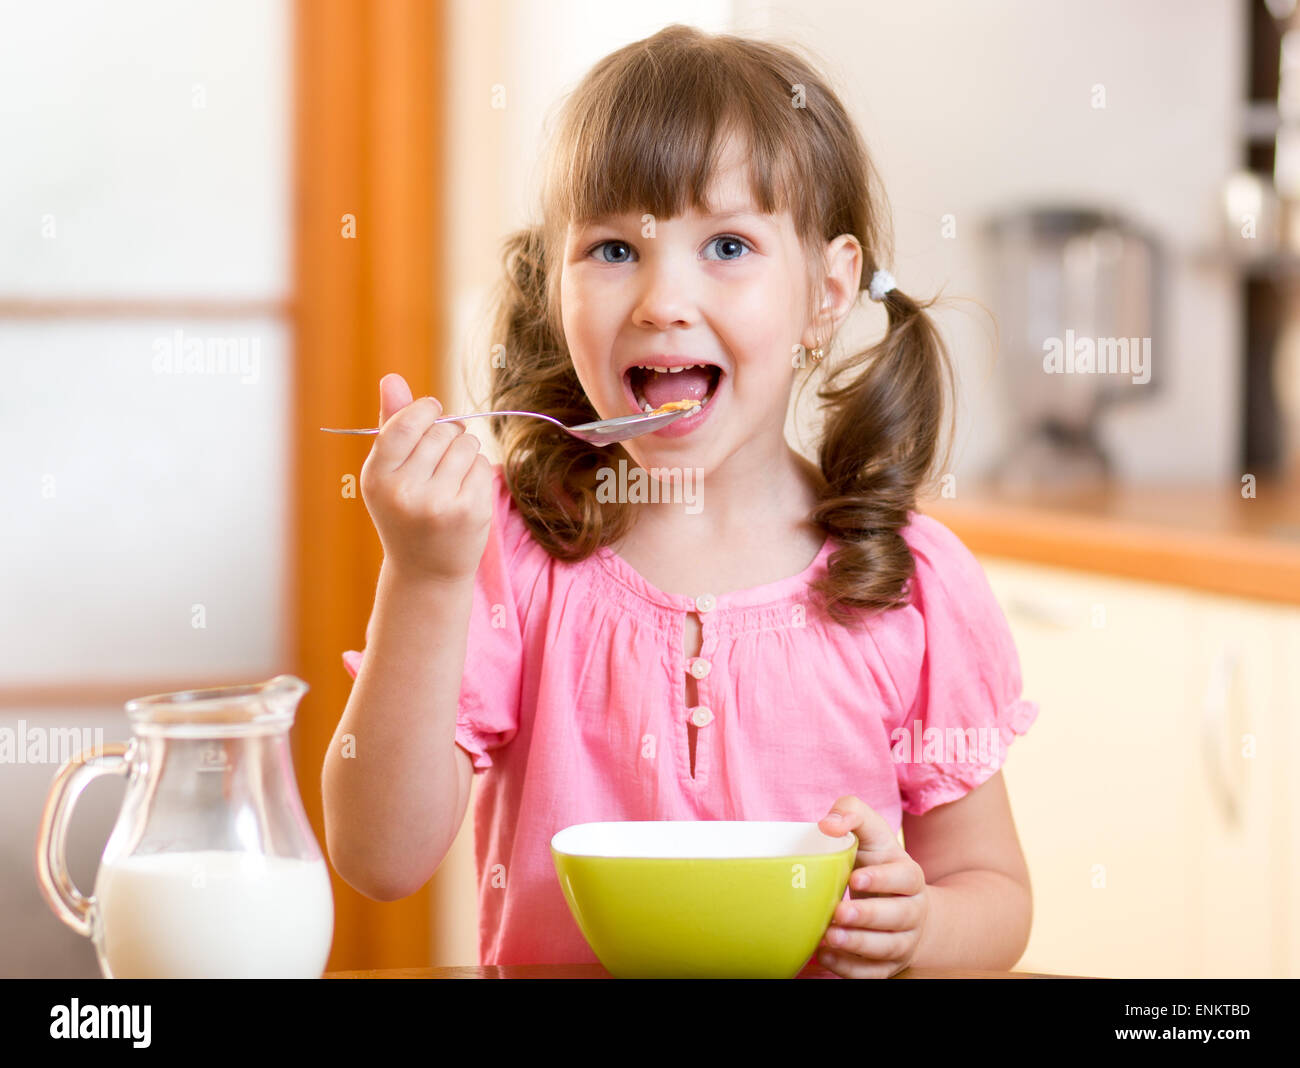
[642,367,713,408]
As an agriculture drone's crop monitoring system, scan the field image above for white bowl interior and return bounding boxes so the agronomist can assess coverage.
[551,820,855,859]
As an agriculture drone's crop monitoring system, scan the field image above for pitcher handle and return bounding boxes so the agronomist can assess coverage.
[34,741,132,937]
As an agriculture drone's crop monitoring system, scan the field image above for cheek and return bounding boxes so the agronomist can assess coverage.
[559,270,587,332]
[558,302,607,391]
[726,274,796,338]
[558,280,577,339]
[720,297,799,379]
[560,284,613,348]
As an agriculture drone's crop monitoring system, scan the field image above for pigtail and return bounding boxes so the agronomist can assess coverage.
[808,279,957,627]
[485,225,635,557]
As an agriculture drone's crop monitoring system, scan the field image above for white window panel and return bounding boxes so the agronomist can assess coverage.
[1,319,289,683]
[0,0,289,298]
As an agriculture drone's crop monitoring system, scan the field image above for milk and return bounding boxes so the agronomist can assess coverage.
[93,850,334,979]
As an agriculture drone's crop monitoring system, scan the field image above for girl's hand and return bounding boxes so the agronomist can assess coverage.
[816,795,929,978]
[358,373,494,584]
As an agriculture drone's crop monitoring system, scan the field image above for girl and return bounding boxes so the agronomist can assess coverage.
[325,24,1038,979]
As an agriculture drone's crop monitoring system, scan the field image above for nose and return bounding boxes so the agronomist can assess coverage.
[632,254,697,330]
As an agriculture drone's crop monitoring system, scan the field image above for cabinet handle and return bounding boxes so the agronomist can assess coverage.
[1004,593,1078,629]
[1201,646,1241,829]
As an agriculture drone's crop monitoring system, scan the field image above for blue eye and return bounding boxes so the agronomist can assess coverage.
[703,235,752,261]
[591,240,634,264]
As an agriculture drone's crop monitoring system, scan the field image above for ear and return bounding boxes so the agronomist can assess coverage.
[818,234,861,326]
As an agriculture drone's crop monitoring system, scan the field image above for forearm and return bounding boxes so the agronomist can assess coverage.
[322,560,474,898]
[908,869,1032,971]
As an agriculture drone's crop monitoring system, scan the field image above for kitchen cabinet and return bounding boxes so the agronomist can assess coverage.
[976,558,1196,977]
[976,556,1296,978]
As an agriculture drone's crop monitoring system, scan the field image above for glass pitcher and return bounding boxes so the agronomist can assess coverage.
[35,674,334,978]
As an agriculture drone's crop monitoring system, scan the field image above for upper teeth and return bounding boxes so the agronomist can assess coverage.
[633,363,710,373]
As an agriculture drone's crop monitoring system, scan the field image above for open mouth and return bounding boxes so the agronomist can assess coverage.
[624,363,724,414]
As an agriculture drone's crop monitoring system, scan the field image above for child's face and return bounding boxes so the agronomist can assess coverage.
[559,140,817,466]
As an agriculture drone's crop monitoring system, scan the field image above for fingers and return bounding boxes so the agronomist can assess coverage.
[369,395,445,472]
[816,950,900,980]
[421,422,484,500]
[364,380,487,503]
[821,895,922,976]
[815,824,927,979]
[824,923,915,963]
[357,377,494,581]
[819,795,900,859]
[819,794,868,834]
[847,858,924,897]
[379,372,414,427]
[832,892,914,931]
[460,448,494,498]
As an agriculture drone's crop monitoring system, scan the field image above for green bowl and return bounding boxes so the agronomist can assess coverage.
[551,820,857,978]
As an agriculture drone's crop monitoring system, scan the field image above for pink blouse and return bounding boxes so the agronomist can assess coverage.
[342,463,1038,966]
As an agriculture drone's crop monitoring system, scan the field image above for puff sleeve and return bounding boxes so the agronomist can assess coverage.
[889,512,1039,815]
[342,464,528,772]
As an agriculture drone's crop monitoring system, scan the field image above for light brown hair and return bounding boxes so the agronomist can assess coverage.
[477,24,956,626]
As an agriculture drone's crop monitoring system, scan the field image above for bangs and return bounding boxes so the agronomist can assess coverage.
[545,37,811,231]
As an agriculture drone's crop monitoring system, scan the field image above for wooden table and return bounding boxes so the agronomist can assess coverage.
[325,964,1087,979]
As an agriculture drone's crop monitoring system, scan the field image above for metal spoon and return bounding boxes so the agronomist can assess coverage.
[319,403,699,446]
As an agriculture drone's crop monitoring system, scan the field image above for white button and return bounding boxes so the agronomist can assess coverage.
[695,593,716,613]
[689,657,710,679]
[690,706,714,728]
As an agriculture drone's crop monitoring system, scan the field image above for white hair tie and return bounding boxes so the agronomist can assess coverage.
[868,268,897,302]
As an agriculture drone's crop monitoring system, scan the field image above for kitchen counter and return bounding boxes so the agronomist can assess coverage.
[917,475,1300,605]
[323,964,1088,979]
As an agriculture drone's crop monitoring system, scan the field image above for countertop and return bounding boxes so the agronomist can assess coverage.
[323,964,1088,979]
[917,474,1300,605]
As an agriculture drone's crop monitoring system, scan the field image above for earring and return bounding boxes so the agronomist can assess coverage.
[810,335,825,363]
